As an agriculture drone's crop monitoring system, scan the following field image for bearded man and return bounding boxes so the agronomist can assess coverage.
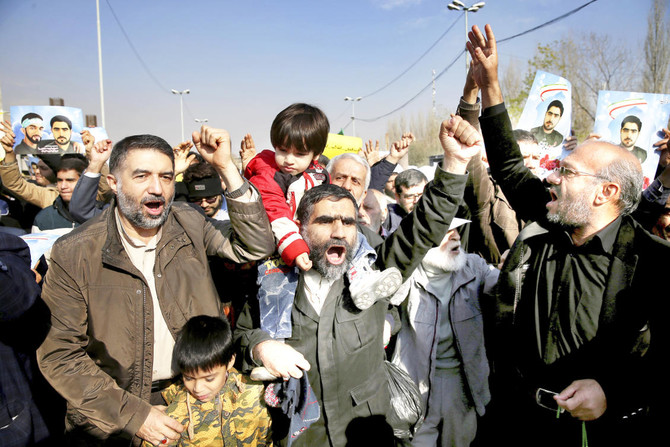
[36,128,274,446]
[235,114,483,447]
[530,99,565,148]
[14,112,45,154]
[392,217,499,447]
[468,23,670,446]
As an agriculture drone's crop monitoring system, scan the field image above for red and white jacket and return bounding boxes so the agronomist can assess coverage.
[244,149,329,266]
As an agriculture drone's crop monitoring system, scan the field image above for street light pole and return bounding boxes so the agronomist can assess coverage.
[447,1,485,74]
[96,0,106,129]
[344,96,362,137]
[171,89,190,142]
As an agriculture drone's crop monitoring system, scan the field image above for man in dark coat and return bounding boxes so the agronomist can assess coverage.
[467,23,670,446]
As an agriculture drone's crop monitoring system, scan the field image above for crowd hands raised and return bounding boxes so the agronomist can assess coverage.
[1,23,668,447]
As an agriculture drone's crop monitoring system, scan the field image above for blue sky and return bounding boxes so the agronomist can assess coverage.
[0,0,663,153]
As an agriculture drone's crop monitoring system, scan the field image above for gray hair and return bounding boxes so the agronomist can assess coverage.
[596,156,643,216]
[326,153,371,191]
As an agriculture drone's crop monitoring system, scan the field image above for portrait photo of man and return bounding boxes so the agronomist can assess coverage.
[619,115,647,163]
[530,99,565,147]
[13,113,45,154]
[37,115,85,155]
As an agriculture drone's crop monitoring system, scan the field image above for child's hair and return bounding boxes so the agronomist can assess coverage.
[173,315,234,374]
[270,103,330,157]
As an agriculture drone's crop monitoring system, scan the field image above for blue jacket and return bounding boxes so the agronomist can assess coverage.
[392,254,499,416]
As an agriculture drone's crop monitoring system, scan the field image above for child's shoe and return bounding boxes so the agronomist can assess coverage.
[349,267,402,310]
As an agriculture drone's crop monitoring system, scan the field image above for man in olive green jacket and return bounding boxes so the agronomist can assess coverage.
[235,115,483,447]
[37,127,274,446]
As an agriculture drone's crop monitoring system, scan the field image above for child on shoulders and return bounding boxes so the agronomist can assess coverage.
[244,103,402,347]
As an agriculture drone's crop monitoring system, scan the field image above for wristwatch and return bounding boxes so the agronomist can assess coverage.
[225,180,251,199]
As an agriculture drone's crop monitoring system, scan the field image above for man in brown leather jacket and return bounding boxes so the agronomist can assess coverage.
[37,126,274,446]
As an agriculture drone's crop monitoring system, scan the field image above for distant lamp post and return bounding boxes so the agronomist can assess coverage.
[171,89,190,142]
[344,96,362,137]
[447,1,485,74]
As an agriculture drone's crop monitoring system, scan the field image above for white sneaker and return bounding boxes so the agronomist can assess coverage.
[349,267,403,310]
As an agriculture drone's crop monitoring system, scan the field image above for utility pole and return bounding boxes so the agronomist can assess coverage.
[96,0,106,129]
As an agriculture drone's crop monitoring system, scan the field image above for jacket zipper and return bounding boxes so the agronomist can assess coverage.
[141,283,147,402]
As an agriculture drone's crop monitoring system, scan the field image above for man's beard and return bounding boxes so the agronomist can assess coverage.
[546,186,593,230]
[422,245,467,272]
[116,184,173,230]
[304,234,357,281]
[28,134,41,144]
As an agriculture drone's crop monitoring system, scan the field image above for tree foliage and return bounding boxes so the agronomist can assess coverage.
[501,33,636,140]
[385,105,450,166]
[641,0,670,93]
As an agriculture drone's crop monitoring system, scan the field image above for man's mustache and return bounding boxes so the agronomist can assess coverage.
[141,195,166,205]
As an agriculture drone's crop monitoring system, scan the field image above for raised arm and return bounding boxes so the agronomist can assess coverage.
[173,141,196,177]
[377,115,481,278]
[193,126,274,263]
[369,132,414,192]
[193,126,247,195]
[466,24,503,110]
[467,24,550,222]
[71,139,112,223]
[239,133,257,173]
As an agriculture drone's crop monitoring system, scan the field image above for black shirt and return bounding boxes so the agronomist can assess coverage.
[517,217,621,367]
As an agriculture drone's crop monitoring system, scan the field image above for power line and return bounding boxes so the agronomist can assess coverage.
[358,0,599,123]
[358,51,463,122]
[361,14,463,99]
[104,0,170,93]
[497,0,597,44]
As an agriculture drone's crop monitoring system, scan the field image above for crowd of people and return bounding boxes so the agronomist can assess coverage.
[1,23,670,447]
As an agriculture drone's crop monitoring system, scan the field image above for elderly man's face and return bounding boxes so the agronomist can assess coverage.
[544,150,601,229]
[301,198,358,280]
[422,229,466,272]
[358,192,383,232]
[329,158,368,204]
[109,149,175,230]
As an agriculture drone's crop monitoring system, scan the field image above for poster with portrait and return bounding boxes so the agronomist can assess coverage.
[10,105,86,155]
[517,71,573,178]
[592,90,665,188]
